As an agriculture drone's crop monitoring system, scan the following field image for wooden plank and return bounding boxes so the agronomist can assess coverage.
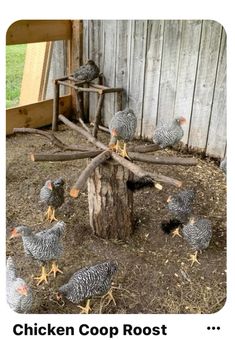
[114,20,132,110]
[87,20,103,122]
[188,20,222,150]
[102,20,117,126]
[141,20,164,139]
[19,42,52,105]
[6,20,72,45]
[173,20,202,145]
[6,95,71,135]
[128,20,148,136]
[157,20,182,125]
[206,28,226,158]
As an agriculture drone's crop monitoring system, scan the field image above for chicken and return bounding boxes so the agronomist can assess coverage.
[10,221,65,285]
[40,178,65,222]
[220,157,227,175]
[182,217,212,266]
[57,261,118,314]
[7,257,33,313]
[109,108,137,159]
[73,60,100,82]
[153,116,186,148]
[166,189,195,237]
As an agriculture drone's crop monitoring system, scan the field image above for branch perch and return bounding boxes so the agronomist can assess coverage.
[59,114,182,188]
[70,150,111,197]
[31,150,102,162]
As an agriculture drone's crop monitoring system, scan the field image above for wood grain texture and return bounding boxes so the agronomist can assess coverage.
[7,20,72,45]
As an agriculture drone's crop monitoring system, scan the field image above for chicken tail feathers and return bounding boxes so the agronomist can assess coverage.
[127,176,154,191]
[160,219,183,234]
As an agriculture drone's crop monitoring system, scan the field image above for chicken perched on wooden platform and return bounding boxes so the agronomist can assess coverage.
[7,257,33,313]
[40,178,65,222]
[73,60,100,82]
[57,261,118,314]
[153,116,186,148]
[109,108,137,159]
[182,217,212,266]
[161,189,195,237]
[10,221,65,285]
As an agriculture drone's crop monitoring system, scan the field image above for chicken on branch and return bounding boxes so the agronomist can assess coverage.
[182,217,212,266]
[109,108,137,159]
[7,256,33,313]
[40,178,65,222]
[10,221,65,285]
[73,60,100,82]
[57,261,118,314]
[153,116,186,148]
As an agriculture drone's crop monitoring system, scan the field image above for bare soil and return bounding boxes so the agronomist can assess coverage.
[6,124,226,314]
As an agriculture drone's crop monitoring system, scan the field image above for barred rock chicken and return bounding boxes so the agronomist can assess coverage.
[40,178,65,222]
[74,60,100,82]
[162,189,195,237]
[153,116,186,148]
[10,221,65,285]
[109,108,137,159]
[7,257,33,313]
[182,217,212,266]
[57,261,118,314]
[220,157,227,175]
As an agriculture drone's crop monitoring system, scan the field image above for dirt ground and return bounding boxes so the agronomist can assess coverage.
[6,124,226,314]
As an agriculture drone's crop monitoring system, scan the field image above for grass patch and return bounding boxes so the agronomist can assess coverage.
[6,44,26,108]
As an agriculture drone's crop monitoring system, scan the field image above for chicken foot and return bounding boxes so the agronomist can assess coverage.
[78,299,92,314]
[34,265,48,285]
[48,261,63,278]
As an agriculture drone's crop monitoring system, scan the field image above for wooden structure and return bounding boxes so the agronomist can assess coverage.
[6,20,226,159]
[84,20,226,158]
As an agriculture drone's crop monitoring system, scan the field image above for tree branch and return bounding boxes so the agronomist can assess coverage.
[31,150,102,162]
[70,150,112,197]
[129,153,197,166]
[128,144,161,153]
[59,115,182,188]
[13,127,90,151]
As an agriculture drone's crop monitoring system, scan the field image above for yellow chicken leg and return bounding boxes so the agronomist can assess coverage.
[99,288,116,313]
[188,251,200,266]
[45,206,52,221]
[34,266,48,285]
[172,227,182,238]
[78,299,92,314]
[48,261,63,278]
[49,208,58,223]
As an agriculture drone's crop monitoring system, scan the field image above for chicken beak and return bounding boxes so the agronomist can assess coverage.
[9,228,20,239]
[167,196,172,203]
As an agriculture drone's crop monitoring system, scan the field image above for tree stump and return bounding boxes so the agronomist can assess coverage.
[87,159,134,240]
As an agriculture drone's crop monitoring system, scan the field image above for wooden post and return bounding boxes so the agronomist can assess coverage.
[92,93,105,138]
[52,81,60,131]
[117,91,122,111]
[75,90,84,119]
[87,159,134,240]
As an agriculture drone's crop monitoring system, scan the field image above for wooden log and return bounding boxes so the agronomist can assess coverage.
[129,153,197,166]
[78,118,91,132]
[70,150,111,198]
[128,144,161,153]
[31,150,101,162]
[13,127,90,151]
[58,114,182,187]
[87,159,134,240]
[90,122,110,134]
[92,93,105,138]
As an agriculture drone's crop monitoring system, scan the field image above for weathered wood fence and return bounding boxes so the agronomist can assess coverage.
[83,20,226,158]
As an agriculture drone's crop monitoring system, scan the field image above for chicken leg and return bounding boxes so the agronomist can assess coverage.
[99,288,116,313]
[48,261,63,278]
[188,251,200,266]
[45,206,58,223]
[172,227,182,238]
[78,299,92,314]
[34,265,48,285]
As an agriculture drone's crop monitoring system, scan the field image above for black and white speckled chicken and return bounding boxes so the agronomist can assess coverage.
[7,256,33,313]
[40,178,65,222]
[162,189,195,238]
[74,60,100,82]
[182,217,212,266]
[153,116,186,148]
[109,108,137,159]
[57,261,118,314]
[10,221,65,285]
[220,157,227,175]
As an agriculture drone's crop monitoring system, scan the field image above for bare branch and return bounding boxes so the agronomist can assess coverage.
[31,150,102,162]
[78,118,91,133]
[129,153,197,166]
[70,150,111,198]
[128,144,161,153]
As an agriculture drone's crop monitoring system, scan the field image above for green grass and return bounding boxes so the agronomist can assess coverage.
[6,44,26,108]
